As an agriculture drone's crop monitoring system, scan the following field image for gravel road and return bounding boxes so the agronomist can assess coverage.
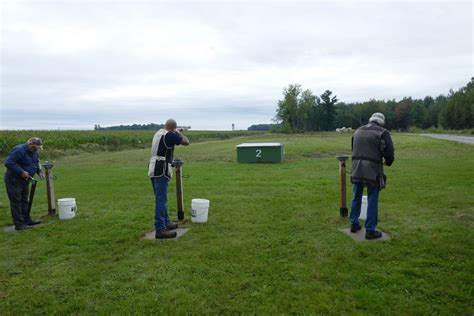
[419,133,474,145]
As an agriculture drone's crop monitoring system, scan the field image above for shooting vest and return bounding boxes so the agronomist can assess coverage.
[148,129,174,179]
[351,123,386,188]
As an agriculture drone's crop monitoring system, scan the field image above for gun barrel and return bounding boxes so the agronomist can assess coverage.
[174,160,185,221]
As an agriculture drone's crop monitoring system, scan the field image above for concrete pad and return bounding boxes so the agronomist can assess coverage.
[2,224,45,232]
[2,225,16,232]
[339,228,391,242]
[143,227,190,240]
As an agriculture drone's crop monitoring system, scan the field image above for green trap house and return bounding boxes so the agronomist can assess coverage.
[236,143,285,163]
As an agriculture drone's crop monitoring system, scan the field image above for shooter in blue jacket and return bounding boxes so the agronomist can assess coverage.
[4,137,44,230]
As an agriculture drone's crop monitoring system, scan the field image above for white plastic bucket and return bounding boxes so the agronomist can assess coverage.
[360,195,368,220]
[191,198,209,223]
[58,198,76,220]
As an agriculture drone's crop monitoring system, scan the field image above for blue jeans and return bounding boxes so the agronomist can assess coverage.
[349,182,380,232]
[4,173,30,226]
[151,177,172,232]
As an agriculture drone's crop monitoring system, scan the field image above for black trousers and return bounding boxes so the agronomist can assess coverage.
[4,172,31,226]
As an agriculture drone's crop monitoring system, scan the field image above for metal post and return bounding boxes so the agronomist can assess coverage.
[43,160,56,215]
[172,159,185,221]
[26,178,38,216]
[336,155,349,217]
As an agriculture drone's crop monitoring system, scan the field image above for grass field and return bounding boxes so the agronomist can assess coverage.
[0,132,473,314]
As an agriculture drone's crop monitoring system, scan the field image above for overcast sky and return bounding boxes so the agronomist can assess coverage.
[1,0,472,130]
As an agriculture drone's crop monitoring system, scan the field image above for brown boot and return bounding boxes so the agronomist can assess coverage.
[155,229,177,239]
[167,222,178,230]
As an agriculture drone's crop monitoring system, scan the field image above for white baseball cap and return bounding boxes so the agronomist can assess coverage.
[369,112,385,125]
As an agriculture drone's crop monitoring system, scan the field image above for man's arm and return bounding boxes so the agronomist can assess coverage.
[36,156,44,179]
[5,147,29,179]
[176,130,190,146]
[381,131,394,166]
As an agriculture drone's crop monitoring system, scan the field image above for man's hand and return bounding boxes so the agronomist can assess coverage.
[180,135,190,146]
[175,128,190,145]
[38,173,45,180]
[20,171,30,180]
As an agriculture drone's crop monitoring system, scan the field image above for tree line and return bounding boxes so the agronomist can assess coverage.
[94,123,191,131]
[247,123,282,131]
[275,78,473,131]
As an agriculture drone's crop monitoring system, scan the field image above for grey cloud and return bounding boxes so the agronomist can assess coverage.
[1,1,472,130]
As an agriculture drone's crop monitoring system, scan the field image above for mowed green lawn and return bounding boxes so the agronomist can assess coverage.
[0,133,472,314]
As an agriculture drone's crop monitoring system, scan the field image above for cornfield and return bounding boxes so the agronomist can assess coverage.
[0,130,261,156]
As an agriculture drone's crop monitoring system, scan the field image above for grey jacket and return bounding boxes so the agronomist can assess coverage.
[351,123,394,188]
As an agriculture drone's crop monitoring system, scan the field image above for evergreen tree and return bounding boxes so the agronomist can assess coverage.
[394,97,413,130]
[410,100,427,128]
[439,78,474,129]
[320,90,338,131]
